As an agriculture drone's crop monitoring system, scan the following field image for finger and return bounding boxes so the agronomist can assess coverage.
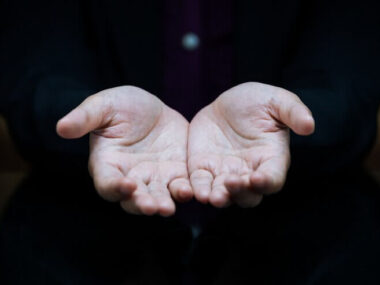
[250,155,289,195]
[190,169,214,204]
[276,91,315,136]
[225,174,263,208]
[57,95,109,139]
[91,162,137,202]
[120,181,158,216]
[233,191,263,208]
[168,178,193,202]
[209,174,231,208]
[224,174,250,195]
[148,181,176,217]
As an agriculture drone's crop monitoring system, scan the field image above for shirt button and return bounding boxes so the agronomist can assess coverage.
[182,32,200,51]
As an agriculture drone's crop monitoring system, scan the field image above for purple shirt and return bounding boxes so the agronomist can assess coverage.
[164,1,234,226]
[164,0,234,120]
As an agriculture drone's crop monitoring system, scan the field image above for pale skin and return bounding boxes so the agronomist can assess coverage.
[57,86,192,217]
[188,82,314,208]
[57,82,315,216]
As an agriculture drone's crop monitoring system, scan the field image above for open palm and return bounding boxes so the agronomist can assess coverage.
[57,86,192,216]
[188,83,315,208]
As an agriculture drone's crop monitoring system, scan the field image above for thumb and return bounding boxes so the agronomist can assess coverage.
[276,90,315,136]
[56,95,109,139]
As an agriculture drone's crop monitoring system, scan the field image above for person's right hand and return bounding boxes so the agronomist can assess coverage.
[57,86,192,216]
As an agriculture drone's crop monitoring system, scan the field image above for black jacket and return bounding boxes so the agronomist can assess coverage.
[1,2,380,284]
[0,0,379,179]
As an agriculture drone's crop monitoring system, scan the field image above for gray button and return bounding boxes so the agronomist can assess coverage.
[182,32,200,51]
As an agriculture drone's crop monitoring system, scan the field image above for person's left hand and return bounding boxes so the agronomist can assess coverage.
[188,82,315,208]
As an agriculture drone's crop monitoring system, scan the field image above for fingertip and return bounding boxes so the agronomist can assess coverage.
[278,94,315,136]
[168,179,193,202]
[118,178,138,197]
[95,178,125,202]
[209,191,230,208]
[158,200,176,217]
[249,172,266,187]
[177,186,193,202]
[195,190,210,204]
[300,115,315,135]
[250,172,283,195]
[56,118,82,139]
[226,186,241,196]
[140,204,158,216]
[122,178,138,190]
[224,176,242,195]
[224,175,240,187]
[131,192,158,216]
[292,109,315,136]
[56,117,73,138]
[235,193,263,208]
[190,169,213,204]
[57,108,92,139]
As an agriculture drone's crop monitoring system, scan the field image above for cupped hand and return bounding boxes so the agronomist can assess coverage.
[57,86,192,216]
[188,82,315,208]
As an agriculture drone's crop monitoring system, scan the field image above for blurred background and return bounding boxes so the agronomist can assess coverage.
[1,111,380,218]
[0,115,29,217]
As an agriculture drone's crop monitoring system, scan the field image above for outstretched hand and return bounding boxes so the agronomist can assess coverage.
[57,83,315,215]
[188,82,315,208]
[57,86,192,217]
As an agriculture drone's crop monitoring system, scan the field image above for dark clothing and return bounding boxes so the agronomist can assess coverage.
[164,0,233,119]
[0,0,379,176]
[2,164,380,285]
[1,0,380,284]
